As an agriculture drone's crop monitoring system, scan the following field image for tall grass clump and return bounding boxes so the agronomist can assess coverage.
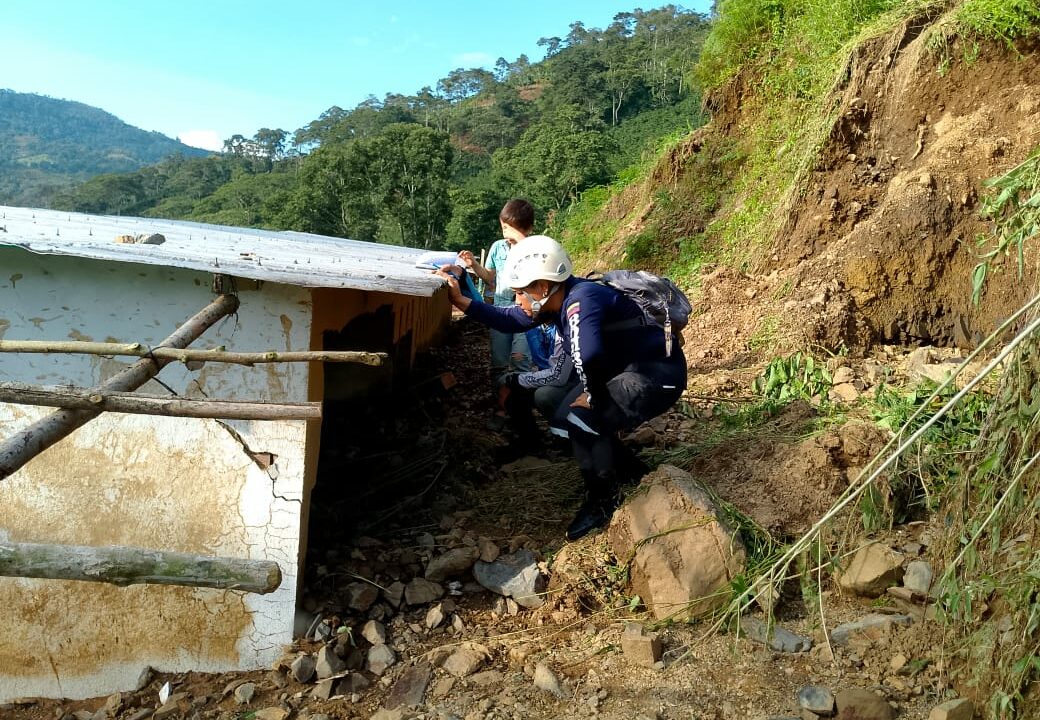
[935,330,1040,719]
[927,148,1040,719]
[971,147,1040,304]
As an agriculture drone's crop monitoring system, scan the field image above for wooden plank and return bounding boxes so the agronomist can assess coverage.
[0,383,321,420]
[0,541,281,594]
[0,294,240,481]
[0,340,387,366]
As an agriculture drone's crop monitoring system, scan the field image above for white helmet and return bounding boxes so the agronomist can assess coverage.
[502,235,573,289]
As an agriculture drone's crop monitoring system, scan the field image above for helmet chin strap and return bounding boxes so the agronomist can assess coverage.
[524,283,560,314]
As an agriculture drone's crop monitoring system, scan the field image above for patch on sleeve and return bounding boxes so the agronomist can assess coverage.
[566,301,581,318]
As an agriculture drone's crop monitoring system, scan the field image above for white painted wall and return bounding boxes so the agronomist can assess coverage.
[0,248,314,700]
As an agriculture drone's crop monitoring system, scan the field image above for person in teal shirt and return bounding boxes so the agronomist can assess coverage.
[459,199,535,427]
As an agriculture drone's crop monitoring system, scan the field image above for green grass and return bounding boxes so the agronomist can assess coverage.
[861,379,992,526]
[555,182,622,260]
[698,0,906,92]
[952,0,1040,48]
[929,0,1040,73]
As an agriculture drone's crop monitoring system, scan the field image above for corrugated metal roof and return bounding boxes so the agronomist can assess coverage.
[0,205,446,296]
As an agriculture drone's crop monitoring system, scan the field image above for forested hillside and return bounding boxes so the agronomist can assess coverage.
[0,90,208,206]
[48,6,709,250]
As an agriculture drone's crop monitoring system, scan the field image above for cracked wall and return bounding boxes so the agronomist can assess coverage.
[0,249,313,700]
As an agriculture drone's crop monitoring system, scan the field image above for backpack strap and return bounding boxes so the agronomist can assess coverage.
[603,317,648,332]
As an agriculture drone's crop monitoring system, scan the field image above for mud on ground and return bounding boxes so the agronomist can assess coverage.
[3,317,968,720]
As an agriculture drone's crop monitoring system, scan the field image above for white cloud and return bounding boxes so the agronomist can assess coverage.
[178,130,223,152]
[451,51,495,68]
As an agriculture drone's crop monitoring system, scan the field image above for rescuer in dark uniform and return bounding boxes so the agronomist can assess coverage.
[435,236,686,541]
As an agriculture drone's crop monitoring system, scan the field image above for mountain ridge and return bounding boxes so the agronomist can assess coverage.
[0,89,210,206]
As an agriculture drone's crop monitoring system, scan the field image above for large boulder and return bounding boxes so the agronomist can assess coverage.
[607,464,745,620]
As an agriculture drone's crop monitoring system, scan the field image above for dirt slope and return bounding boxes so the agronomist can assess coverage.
[781,28,1040,348]
[681,26,1040,372]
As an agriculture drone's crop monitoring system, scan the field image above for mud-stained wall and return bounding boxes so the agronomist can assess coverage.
[0,248,313,700]
[310,286,449,367]
[295,285,448,576]
[308,286,449,403]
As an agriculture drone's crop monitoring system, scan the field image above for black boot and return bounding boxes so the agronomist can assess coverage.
[614,438,651,488]
[565,496,613,541]
[566,472,620,542]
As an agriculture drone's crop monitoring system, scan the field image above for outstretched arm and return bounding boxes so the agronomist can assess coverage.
[434,268,472,312]
[434,269,534,333]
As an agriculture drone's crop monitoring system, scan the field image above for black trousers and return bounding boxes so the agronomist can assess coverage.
[550,353,686,498]
[504,379,579,445]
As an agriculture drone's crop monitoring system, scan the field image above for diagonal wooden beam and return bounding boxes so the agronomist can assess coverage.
[0,294,240,481]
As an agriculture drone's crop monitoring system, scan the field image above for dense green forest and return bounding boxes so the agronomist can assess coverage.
[47,6,710,251]
[0,90,208,207]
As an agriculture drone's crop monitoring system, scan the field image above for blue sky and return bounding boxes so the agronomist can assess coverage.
[0,1,713,151]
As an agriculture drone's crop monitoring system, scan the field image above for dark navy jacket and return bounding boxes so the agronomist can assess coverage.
[464,276,679,404]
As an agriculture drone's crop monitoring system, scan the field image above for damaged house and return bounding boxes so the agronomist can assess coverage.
[0,206,449,700]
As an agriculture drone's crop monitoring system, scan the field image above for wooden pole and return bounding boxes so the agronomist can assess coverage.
[0,541,281,594]
[0,294,240,481]
[0,340,386,367]
[0,382,321,420]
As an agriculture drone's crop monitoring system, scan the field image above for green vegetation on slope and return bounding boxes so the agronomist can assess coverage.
[0,90,208,206]
[555,1,1039,716]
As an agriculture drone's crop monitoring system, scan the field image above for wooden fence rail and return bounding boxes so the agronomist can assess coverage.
[0,340,386,367]
[0,294,240,481]
[0,382,321,420]
[0,541,281,594]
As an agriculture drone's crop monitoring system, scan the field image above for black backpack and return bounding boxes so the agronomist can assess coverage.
[592,270,692,357]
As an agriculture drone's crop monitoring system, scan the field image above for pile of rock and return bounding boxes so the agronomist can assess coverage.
[796,685,894,720]
[247,510,555,716]
[823,345,976,406]
[839,537,936,618]
[772,684,973,720]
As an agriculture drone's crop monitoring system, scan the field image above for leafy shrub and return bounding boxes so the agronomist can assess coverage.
[752,352,832,401]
